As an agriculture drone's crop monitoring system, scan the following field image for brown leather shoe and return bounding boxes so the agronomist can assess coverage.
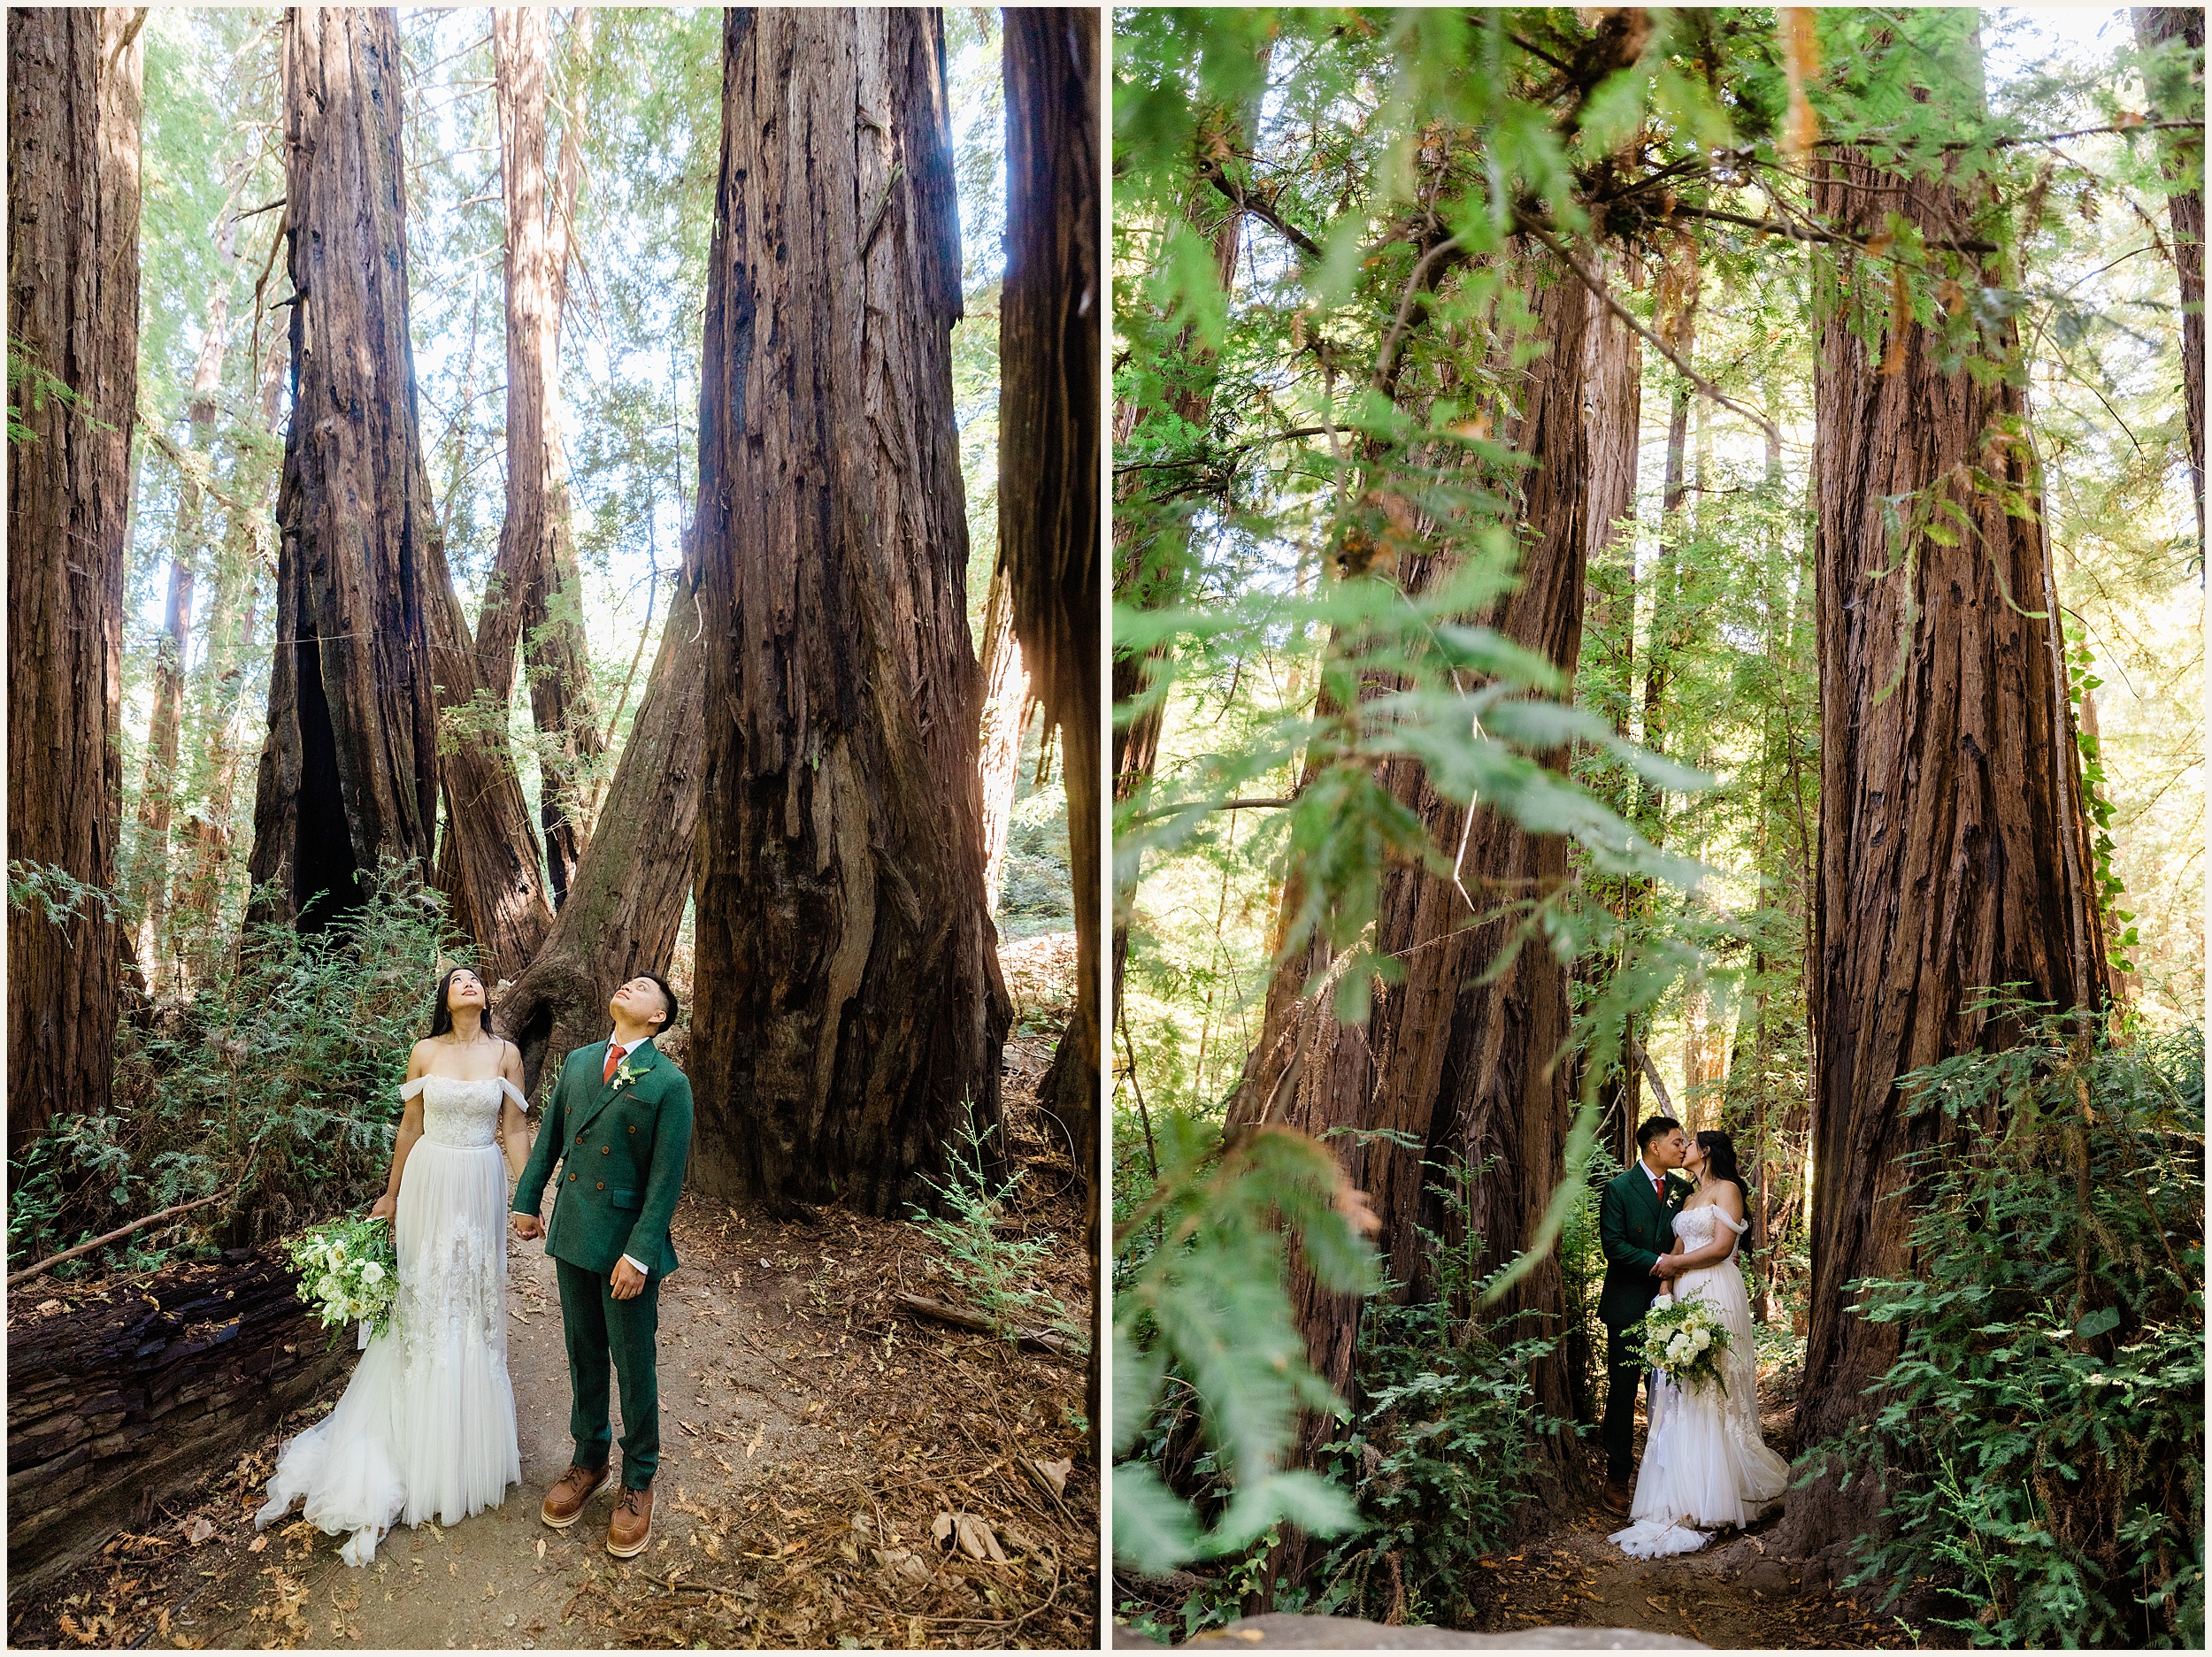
[605,1481,654,1558]
[1603,1480,1632,1517]
[541,1462,612,1529]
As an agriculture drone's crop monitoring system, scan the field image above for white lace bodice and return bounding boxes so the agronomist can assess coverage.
[401,1074,527,1149]
[1671,1201,1747,1256]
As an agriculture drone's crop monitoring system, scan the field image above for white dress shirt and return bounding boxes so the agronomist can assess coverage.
[603,1032,655,1281]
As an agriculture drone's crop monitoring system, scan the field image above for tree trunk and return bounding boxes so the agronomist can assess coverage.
[246,5,441,935]
[1240,245,1612,1503]
[1002,4,1102,1469]
[496,526,707,1097]
[1004,5,1102,1191]
[688,9,1010,1218]
[2135,7,2205,550]
[1578,253,1644,1167]
[6,6,142,1161]
[484,6,556,708]
[1778,113,2114,1563]
[976,553,1033,917]
[492,6,605,914]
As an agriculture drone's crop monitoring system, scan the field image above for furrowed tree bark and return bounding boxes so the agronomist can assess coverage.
[495,525,706,1097]
[246,6,441,934]
[484,6,555,707]
[6,5,143,1161]
[1002,4,1103,1475]
[1005,5,1102,1193]
[1575,255,1644,1168]
[690,8,1010,1218]
[2134,6,2205,550]
[1778,99,2114,1565]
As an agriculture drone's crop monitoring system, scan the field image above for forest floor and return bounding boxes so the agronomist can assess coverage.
[10,935,1096,1653]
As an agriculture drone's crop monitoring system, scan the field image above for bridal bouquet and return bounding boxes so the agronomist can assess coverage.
[279,1215,399,1348]
[1634,1291,1732,1394]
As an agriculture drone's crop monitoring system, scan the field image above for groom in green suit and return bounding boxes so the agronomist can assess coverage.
[1598,1115,1690,1515]
[512,972,693,1559]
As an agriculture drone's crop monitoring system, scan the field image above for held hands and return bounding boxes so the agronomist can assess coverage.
[513,1213,543,1241]
[1650,1252,1680,1281]
[610,1257,647,1300]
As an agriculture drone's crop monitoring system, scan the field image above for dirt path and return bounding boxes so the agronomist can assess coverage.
[1460,1382,1910,1651]
[157,1204,823,1651]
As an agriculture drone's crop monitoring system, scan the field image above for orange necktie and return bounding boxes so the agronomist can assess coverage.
[603,1045,622,1085]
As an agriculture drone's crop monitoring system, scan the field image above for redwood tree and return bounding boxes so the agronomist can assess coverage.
[246,6,442,932]
[6,5,143,1160]
[491,6,604,909]
[1231,249,1617,1493]
[1779,60,2113,1560]
[1003,6,1102,1188]
[689,8,1010,1217]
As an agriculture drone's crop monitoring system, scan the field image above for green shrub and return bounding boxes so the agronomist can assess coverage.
[1824,1011,2204,1648]
[910,1116,1082,1346]
[7,863,452,1275]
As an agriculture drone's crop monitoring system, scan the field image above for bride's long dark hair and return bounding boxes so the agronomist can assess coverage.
[426,966,486,1039]
[1696,1130,1752,1206]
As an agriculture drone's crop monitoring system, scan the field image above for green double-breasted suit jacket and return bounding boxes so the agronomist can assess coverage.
[512,1036,694,1278]
[1596,1161,1690,1331]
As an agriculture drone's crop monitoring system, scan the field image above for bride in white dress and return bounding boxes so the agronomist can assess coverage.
[256,966,530,1565]
[1609,1129,1793,1561]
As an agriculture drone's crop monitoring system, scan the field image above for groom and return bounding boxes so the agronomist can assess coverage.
[512,972,694,1558]
[1597,1115,1690,1517]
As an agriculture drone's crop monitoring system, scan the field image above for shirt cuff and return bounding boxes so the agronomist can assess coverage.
[619,1254,649,1277]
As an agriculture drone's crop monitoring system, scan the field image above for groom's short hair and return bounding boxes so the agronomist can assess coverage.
[640,971,679,1030]
[1636,1115,1682,1152]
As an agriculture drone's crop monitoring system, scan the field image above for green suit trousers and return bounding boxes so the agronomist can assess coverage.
[556,1257,661,1488]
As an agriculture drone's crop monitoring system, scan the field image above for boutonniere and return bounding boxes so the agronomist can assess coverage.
[611,1059,641,1092]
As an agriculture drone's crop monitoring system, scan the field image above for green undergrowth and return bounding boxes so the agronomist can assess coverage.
[1822,1009,2205,1649]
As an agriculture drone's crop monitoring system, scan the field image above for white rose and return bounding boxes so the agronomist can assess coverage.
[360,1261,385,1286]
[1693,1328,1710,1350]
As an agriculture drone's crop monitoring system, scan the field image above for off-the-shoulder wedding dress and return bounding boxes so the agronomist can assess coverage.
[1609,1201,1793,1560]
[256,1075,526,1565]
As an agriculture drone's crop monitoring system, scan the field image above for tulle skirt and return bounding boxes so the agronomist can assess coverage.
[1609,1256,1792,1561]
[255,1138,519,1565]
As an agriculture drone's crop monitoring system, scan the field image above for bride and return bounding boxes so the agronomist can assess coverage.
[256,965,530,1564]
[1609,1129,1793,1561]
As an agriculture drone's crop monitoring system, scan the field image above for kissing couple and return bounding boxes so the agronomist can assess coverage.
[1598,1115,1793,1560]
[256,965,694,1564]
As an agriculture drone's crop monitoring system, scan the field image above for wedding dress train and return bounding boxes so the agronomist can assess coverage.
[1609,1202,1793,1561]
[255,1075,526,1565]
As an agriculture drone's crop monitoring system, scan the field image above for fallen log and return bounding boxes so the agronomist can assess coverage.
[4,1244,346,1595]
